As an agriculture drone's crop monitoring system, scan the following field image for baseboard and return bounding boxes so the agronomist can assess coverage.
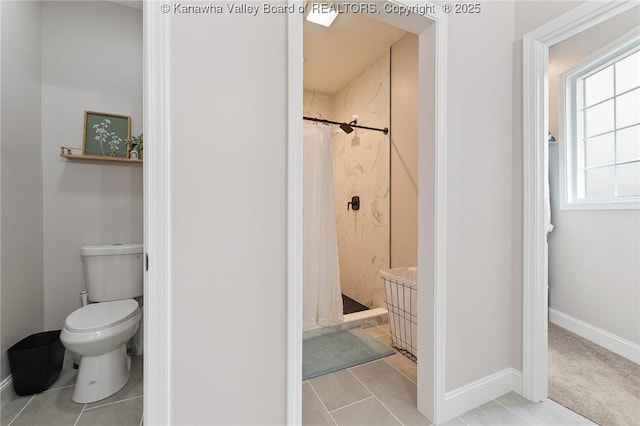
[1,374,13,393]
[441,368,522,422]
[549,308,640,364]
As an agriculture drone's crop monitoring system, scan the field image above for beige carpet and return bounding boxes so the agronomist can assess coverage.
[549,322,640,426]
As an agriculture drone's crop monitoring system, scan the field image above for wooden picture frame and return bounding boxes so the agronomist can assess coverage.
[83,111,131,158]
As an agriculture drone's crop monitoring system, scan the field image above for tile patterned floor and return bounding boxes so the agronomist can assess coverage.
[1,355,143,426]
[303,324,597,426]
[1,328,597,426]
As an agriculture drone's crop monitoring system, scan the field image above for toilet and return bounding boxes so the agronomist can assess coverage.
[60,243,143,403]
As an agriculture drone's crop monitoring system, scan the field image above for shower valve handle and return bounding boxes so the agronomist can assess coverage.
[347,196,360,211]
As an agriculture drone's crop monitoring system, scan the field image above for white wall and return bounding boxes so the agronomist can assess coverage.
[390,33,418,269]
[515,1,587,40]
[444,2,517,391]
[441,0,595,398]
[169,10,287,425]
[0,0,44,381]
[40,1,143,330]
[548,11,640,346]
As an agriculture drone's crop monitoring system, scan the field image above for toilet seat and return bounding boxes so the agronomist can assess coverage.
[65,299,139,333]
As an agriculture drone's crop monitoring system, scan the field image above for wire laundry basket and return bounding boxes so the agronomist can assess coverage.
[380,267,417,362]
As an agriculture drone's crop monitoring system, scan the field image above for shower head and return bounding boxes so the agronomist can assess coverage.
[339,119,358,134]
[339,123,354,134]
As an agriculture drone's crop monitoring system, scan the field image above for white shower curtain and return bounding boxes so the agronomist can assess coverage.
[303,124,343,329]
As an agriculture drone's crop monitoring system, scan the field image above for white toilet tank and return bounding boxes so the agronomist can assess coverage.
[81,243,143,302]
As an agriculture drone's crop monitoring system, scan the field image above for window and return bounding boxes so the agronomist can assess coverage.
[562,32,640,209]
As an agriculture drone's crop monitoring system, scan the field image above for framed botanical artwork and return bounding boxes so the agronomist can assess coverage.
[83,111,131,158]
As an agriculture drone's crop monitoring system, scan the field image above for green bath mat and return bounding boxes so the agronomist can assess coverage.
[303,328,395,380]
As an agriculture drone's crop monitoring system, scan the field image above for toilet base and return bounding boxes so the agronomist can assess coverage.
[72,344,131,403]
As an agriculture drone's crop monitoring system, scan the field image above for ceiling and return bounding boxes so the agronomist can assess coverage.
[303,12,406,94]
[109,1,406,94]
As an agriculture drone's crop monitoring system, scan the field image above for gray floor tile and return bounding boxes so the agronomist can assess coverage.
[331,397,402,426]
[375,334,393,347]
[440,416,469,426]
[10,387,84,426]
[460,400,529,426]
[1,392,33,426]
[48,358,78,391]
[2,360,77,426]
[86,355,143,409]
[302,382,335,426]
[363,326,387,338]
[309,369,372,412]
[384,353,417,383]
[2,355,144,426]
[1,382,18,403]
[77,396,142,426]
[350,360,430,426]
[496,393,597,426]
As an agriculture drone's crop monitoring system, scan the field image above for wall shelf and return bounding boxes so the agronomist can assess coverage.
[60,147,142,164]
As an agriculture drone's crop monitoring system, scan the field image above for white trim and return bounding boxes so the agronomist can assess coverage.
[1,375,13,393]
[522,32,550,404]
[525,1,638,45]
[557,199,640,210]
[549,309,640,365]
[286,1,448,424]
[511,369,524,396]
[558,32,640,212]
[558,29,640,210]
[562,28,640,81]
[442,369,523,421]
[428,8,449,425]
[286,3,303,424]
[143,2,171,424]
[0,5,3,377]
[521,0,638,404]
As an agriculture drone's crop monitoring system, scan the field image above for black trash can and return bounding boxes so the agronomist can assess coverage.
[7,330,65,396]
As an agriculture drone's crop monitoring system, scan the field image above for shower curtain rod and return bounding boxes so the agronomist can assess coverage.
[303,116,389,135]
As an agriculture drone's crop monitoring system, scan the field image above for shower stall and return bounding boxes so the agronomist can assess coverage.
[303,50,392,334]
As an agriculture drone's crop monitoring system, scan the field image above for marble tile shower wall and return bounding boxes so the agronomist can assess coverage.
[303,89,333,119]
[304,52,391,309]
[333,53,390,309]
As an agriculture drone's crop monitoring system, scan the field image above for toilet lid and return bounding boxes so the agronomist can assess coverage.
[65,299,139,332]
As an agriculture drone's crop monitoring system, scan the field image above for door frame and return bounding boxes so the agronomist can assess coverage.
[521,0,637,403]
[286,2,449,423]
[143,3,172,425]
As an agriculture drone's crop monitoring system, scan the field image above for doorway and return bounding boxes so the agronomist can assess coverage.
[521,0,638,406]
[545,8,640,425]
[287,2,448,423]
[302,12,401,331]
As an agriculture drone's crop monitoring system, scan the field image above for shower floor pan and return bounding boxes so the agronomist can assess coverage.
[342,294,369,315]
[303,307,388,340]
